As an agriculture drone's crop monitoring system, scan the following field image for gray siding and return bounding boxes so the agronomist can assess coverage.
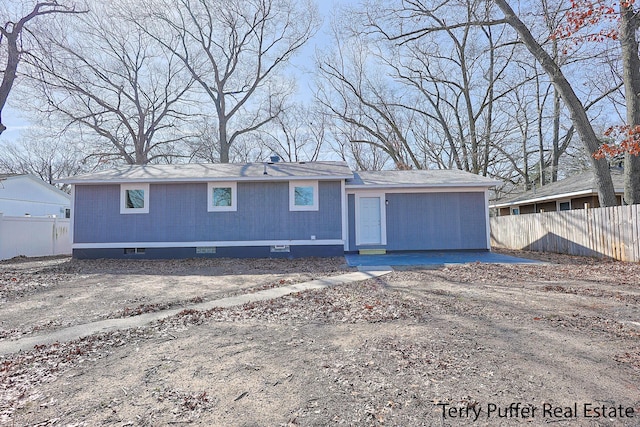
[74,181,342,243]
[348,191,488,251]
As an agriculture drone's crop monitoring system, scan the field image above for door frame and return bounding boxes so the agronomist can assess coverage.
[354,192,387,246]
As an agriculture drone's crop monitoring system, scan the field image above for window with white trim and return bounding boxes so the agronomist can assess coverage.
[208,182,237,212]
[289,180,318,211]
[120,183,149,214]
[558,200,571,211]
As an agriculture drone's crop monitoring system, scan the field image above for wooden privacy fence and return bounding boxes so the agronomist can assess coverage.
[490,205,640,262]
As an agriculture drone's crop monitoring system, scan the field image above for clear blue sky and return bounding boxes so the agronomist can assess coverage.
[290,0,353,94]
[1,106,28,142]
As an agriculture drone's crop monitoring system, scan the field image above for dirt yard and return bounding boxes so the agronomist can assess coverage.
[1,251,639,426]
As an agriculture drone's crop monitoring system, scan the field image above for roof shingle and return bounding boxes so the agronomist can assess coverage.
[59,161,353,184]
[491,169,625,207]
[347,169,497,188]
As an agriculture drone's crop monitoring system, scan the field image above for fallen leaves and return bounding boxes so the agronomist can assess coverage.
[0,328,150,423]
[155,280,430,329]
[614,349,640,371]
[1,252,639,425]
[542,284,640,303]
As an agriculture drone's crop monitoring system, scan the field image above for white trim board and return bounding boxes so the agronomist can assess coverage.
[73,239,345,249]
[484,190,491,250]
[341,179,348,251]
[347,186,489,195]
[354,193,387,247]
[346,183,496,190]
[69,185,75,247]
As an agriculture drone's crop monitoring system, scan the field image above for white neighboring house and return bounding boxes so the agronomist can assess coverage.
[0,174,72,259]
[0,174,71,217]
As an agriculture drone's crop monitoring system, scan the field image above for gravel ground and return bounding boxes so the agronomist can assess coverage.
[1,251,639,426]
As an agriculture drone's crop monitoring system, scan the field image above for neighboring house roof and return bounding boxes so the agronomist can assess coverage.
[491,169,625,208]
[58,161,354,184]
[0,174,71,201]
[346,169,498,189]
[0,174,71,216]
[0,173,21,179]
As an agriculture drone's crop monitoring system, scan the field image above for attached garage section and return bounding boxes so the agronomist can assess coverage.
[347,190,489,252]
[385,191,488,250]
[344,170,495,254]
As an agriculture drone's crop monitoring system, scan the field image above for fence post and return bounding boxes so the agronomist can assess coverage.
[52,215,57,255]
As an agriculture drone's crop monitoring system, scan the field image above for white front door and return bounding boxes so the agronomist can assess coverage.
[358,196,382,245]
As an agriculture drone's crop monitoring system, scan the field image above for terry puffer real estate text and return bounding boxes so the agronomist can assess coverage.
[437,402,635,422]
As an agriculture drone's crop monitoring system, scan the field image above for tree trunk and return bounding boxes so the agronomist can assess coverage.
[620,4,640,204]
[482,26,495,177]
[0,3,84,136]
[523,135,530,188]
[495,0,617,207]
[219,118,230,163]
[534,70,546,186]
[134,148,147,165]
[0,32,19,136]
[551,90,561,182]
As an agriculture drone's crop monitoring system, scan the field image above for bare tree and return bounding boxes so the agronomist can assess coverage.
[187,117,269,163]
[536,0,623,185]
[23,2,195,165]
[257,102,325,162]
[494,0,617,206]
[317,0,534,179]
[187,119,222,163]
[142,0,319,163]
[619,2,640,204]
[0,1,83,136]
[325,111,391,171]
[0,1,81,135]
[0,127,86,191]
[354,0,616,205]
[383,11,522,176]
[315,22,422,171]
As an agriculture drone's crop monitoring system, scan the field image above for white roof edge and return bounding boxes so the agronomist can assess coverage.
[490,188,625,208]
[345,182,497,189]
[58,174,354,185]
